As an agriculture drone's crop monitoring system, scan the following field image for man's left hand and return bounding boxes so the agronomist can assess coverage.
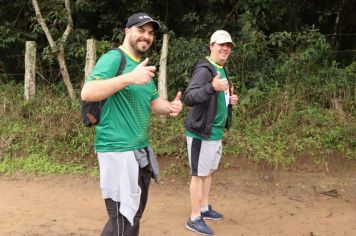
[229,94,239,105]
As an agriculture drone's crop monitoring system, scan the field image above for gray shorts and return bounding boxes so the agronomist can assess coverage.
[186,137,222,176]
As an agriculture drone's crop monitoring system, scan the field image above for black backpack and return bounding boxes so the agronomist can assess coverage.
[80,48,126,127]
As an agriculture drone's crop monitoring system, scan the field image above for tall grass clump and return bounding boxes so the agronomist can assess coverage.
[0,83,97,174]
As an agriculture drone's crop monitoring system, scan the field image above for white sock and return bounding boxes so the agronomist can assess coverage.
[190,215,200,221]
[201,205,209,212]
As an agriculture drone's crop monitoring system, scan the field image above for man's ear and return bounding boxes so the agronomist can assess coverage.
[124,28,129,35]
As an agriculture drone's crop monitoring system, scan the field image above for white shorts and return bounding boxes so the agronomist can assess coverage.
[186,137,222,176]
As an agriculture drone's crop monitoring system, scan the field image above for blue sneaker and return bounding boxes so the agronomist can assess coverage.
[201,205,223,221]
[186,216,214,235]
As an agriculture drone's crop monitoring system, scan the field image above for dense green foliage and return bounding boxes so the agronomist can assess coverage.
[1,0,355,84]
[0,0,355,173]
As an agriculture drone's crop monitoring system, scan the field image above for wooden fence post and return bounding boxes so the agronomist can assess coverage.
[158,34,169,122]
[24,41,36,101]
[158,34,169,100]
[85,39,96,80]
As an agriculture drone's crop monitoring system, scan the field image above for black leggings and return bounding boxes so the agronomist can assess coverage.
[101,165,152,236]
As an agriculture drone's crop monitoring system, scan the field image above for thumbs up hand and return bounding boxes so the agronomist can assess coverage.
[212,72,228,91]
[229,94,239,105]
[130,58,156,85]
[169,91,182,116]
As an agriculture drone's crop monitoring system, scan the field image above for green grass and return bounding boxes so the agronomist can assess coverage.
[0,83,355,175]
[0,154,94,175]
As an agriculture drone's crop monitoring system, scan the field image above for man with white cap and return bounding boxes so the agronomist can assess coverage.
[81,12,182,236]
[183,30,238,235]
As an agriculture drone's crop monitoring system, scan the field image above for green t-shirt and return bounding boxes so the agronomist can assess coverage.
[85,47,159,152]
[186,59,229,140]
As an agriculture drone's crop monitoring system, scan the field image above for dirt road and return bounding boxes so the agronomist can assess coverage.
[0,158,355,236]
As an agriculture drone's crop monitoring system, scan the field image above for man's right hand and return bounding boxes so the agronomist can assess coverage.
[212,72,228,91]
[129,58,156,84]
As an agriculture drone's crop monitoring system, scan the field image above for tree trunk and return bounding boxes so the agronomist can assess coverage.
[332,0,346,49]
[32,0,75,100]
[84,39,96,80]
[24,41,36,101]
[57,45,75,100]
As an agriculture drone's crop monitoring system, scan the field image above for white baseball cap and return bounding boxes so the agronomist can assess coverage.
[210,30,235,46]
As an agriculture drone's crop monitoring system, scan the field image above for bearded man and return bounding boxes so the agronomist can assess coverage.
[81,12,182,236]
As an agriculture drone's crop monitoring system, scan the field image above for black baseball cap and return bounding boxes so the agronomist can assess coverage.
[126,12,160,31]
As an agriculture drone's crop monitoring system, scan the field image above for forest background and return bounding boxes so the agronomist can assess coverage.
[0,0,355,175]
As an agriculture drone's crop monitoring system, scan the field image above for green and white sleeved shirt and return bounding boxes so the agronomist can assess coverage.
[85,46,159,152]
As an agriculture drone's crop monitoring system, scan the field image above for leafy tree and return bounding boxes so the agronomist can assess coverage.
[32,0,76,100]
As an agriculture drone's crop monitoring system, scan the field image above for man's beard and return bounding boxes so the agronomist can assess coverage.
[129,37,152,55]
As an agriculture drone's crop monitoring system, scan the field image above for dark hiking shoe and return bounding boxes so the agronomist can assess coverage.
[186,216,214,235]
[201,205,223,221]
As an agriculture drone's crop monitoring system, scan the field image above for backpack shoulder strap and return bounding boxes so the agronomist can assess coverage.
[114,47,126,76]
